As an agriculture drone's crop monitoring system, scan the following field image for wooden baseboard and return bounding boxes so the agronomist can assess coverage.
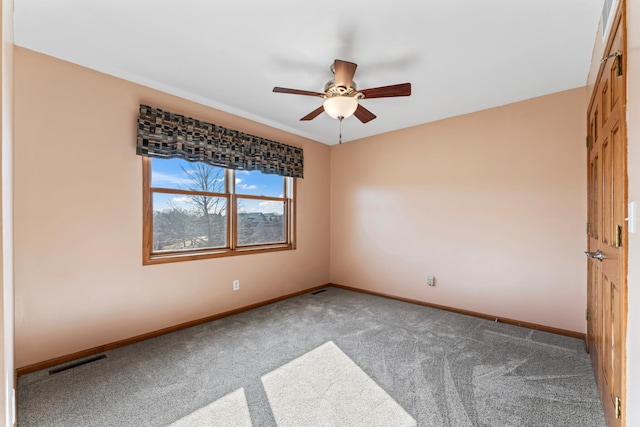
[16,284,329,377]
[17,282,585,377]
[329,283,586,340]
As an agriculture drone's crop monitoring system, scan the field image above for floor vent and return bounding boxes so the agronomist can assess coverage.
[49,354,107,375]
[311,289,327,295]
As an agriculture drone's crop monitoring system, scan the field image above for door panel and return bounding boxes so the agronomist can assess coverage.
[602,136,612,245]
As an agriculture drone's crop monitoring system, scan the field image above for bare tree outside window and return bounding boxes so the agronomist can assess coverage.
[145,157,294,263]
[153,161,227,251]
[178,162,226,248]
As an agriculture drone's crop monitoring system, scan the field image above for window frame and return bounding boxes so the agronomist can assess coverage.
[142,157,296,265]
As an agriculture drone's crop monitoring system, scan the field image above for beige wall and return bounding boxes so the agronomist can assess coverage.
[624,1,639,423]
[330,87,587,333]
[13,47,331,368]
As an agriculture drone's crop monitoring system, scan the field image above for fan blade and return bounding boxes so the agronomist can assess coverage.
[354,104,376,123]
[273,87,326,97]
[300,105,325,121]
[359,83,411,99]
[333,60,357,89]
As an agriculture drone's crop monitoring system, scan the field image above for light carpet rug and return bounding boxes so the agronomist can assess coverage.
[170,340,415,426]
[262,341,416,427]
[17,287,605,426]
[169,388,252,427]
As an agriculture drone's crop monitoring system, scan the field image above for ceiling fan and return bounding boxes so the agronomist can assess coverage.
[273,59,411,124]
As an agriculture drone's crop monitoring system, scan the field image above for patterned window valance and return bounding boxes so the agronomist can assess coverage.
[136,105,303,178]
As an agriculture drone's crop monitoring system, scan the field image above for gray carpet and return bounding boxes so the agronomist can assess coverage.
[17,287,605,426]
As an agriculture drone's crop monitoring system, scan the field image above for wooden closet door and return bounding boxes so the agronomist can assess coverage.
[586,3,627,425]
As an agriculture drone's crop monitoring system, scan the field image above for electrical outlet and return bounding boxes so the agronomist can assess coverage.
[233,280,240,291]
[427,276,435,287]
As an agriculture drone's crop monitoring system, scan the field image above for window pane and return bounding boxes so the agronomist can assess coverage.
[152,193,227,251]
[235,170,284,197]
[237,198,285,246]
[152,158,226,193]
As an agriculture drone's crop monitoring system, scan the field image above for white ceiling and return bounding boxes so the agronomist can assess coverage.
[14,0,604,145]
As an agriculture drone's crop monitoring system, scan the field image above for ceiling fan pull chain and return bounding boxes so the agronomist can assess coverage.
[338,116,344,144]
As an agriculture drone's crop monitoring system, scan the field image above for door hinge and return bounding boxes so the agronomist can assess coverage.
[615,224,622,248]
[586,308,591,321]
[586,135,591,148]
[614,395,622,419]
[587,223,591,235]
[601,52,623,77]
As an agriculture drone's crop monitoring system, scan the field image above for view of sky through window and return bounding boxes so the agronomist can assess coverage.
[151,158,285,213]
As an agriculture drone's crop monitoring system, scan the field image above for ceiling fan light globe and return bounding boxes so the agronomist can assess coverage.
[323,96,358,120]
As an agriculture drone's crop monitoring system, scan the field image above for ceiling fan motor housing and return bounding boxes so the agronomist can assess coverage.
[324,79,359,97]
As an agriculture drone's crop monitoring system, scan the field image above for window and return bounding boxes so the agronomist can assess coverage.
[143,157,295,264]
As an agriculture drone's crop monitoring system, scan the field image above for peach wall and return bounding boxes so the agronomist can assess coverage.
[13,47,331,368]
[330,88,587,333]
